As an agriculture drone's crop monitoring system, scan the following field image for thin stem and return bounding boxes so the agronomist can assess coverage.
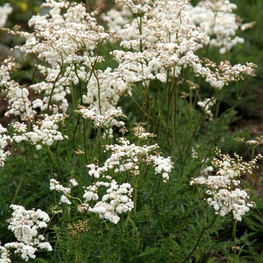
[12,144,30,203]
[75,233,83,263]
[230,220,237,262]
[46,146,60,174]
[215,88,223,119]
[133,175,138,213]
[171,69,183,158]
[182,215,218,263]
[12,170,26,204]
[116,214,124,259]
[47,59,64,112]
[106,224,113,263]
[83,118,89,162]
[151,87,159,134]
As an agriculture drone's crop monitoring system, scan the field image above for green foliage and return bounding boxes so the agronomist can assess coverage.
[1,0,263,262]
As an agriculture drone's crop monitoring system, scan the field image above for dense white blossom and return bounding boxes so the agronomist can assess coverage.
[0,245,11,263]
[83,185,99,202]
[82,67,131,112]
[104,0,256,89]
[49,176,134,224]
[2,0,112,119]
[0,124,11,167]
[148,155,173,182]
[50,177,79,205]
[76,106,126,136]
[50,179,71,194]
[191,0,244,54]
[0,59,35,120]
[88,180,134,224]
[191,150,262,221]
[12,114,67,149]
[60,195,72,205]
[86,136,173,181]
[0,205,52,261]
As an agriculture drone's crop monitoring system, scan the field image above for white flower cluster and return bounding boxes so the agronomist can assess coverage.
[87,135,173,182]
[0,3,12,28]
[82,67,131,115]
[234,135,263,147]
[0,1,104,116]
[101,5,132,39]
[132,124,156,139]
[25,0,108,65]
[49,177,133,224]
[5,0,109,116]
[103,0,256,89]
[0,59,34,120]
[190,149,262,221]
[0,57,15,85]
[116,0,152,15]
[1,0,133,151]
[106,0,209,84]
[0,205,52,262]
[191,0,244,54]
[87,179,134,224]
[0,124,10,167]
[11,114,68,150]
[149,155,173,183]
[197,97,216,121]
[76,106,126,138]
[50,178,78,205]
[0,246,11,263]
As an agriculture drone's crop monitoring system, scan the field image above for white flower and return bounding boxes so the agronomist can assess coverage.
[3,205,52,261]
[149,155,173,182]
[60,195,71,205]
[0,245,11,263]
[104,0,255,92]
[191,0,244,53]
[191,150,261,221]
[49,178,82,206]
[85,180,134,224]
[0,124,11,167]
[69,178,78,187]
[197,97,216,121]
[50,179,71,195]
[0,3,12,28]
[11,114,67,149]
[83,191,99,201]
[77,106,126,130]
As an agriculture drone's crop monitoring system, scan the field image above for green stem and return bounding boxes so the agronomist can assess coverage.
[230,220,237,262]
[106,224,113,263]
[47,60,64,112]
[170,83,183,160]
[116,214,124,260]
[12,145,30,203]
[151,87,159,134]
[83,118,89,162]
[46,146,60,174]
[182,215,218,263]
[75,233,83,263]
[12,171,26,204]
[133,175,138,213]
[215,88,223,119]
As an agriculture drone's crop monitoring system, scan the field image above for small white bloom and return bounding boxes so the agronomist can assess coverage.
[60,195,71,205]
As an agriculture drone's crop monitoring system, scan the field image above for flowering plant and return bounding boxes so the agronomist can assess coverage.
[0,0,262,262]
